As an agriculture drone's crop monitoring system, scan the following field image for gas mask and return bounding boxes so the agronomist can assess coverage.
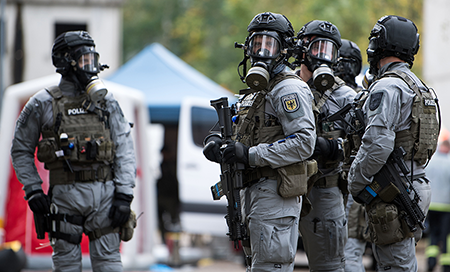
[245,32,283,90]
[85,76,108,103]
[301,38,339,91]
[72,46,109,102]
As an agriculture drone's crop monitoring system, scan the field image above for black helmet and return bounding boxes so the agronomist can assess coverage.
[333,39,362,88]
[297,20,342,48]
[237,12,295,86]
[52,31,96,71]
[52,31,103,87]
[245,12,295,61]
[367,15,419,74]
[296,20,342,72]
[247,12,295,40]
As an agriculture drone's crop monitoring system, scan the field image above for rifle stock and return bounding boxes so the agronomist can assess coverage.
[210,97,248,248]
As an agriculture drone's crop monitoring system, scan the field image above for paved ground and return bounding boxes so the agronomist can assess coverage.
[22,237,440,272]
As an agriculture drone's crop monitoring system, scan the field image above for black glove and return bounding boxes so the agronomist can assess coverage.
[313,136,343,161]
[203,134,222,163]
[222,141,249,165]
[26,190,50,214]
[352,192,366,204]
[109,193,133,228]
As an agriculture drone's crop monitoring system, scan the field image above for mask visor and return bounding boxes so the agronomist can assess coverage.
[78,52,99,73]
[247,33,280,59]
[308,39,339,63]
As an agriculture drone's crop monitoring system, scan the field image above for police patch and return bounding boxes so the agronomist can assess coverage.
[369,92,384,111]
[67,108,88,115]
[17,105,31,124]
[281,93,300,113]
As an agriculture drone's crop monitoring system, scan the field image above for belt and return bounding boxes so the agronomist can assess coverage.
[314,174,339,188]
[50,165,113,185]
[243,167,278,186]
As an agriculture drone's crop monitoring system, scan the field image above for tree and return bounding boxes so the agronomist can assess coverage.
[122,0,424,92]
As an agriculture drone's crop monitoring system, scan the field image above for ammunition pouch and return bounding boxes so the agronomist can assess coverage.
[366,199,413,245]
[277,159,318,198]
[37,137,59,164]
[37,135,115,166]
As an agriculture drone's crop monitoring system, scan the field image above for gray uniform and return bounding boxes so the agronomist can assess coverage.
[242,74,316,272]
[299,81,356,272]
[343,88,367,272]
[11,78,136,272]
[344,194,367,272]
[348,62,432,271]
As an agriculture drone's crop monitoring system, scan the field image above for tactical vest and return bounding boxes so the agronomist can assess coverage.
[233,72,302,146]
[314,76,346,140]
[314,76,347,170]
[381,70,439,165]
[233,72,309,184]
[37,86,115,185]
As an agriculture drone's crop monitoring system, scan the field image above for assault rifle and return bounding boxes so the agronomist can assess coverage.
[209,97,248,248]
[356,146,425,232]
[328,100,426,232]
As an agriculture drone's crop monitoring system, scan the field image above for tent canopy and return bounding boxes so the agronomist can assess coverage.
[107,43,235,123]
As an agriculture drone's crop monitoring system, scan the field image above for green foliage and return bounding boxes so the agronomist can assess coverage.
[122,0,424,92]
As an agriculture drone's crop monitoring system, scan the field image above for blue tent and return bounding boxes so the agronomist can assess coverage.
[107,43,235,123]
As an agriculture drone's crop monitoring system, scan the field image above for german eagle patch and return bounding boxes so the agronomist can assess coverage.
[281,93,300,113]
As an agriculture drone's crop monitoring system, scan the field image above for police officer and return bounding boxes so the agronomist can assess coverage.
[333,39,363,92]
[11,31,136,272]
[348,15,438,271]
[203,12,316,272]
[333,38,368,272]
[294,20,356,272]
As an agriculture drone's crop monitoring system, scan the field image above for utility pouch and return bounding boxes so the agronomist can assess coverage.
[377,182,400,203]
[347,201,367,240]
[366,200,405,245]
[96,139,115,162]
[120,210,137,242]
[37,138,58,163]
[277,159,318,198]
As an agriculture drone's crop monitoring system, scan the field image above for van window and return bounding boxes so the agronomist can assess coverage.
[191,107,218,147]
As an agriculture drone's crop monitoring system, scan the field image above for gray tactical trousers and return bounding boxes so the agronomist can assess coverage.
[372,178,431,272]
[300,186,347,271]
[241,178,301,272]
[51,180,122,272]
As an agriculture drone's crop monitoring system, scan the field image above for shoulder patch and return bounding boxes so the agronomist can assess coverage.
[17,105,31,125]
[281,93,300,113]
[369,92,384,111]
